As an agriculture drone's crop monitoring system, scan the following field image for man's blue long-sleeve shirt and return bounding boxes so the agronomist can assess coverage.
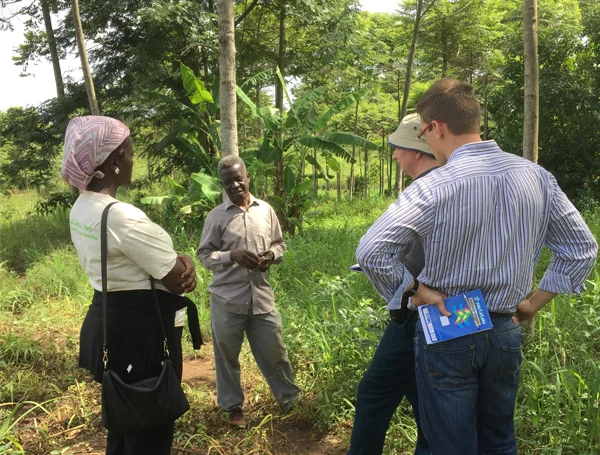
[356,140,598,313]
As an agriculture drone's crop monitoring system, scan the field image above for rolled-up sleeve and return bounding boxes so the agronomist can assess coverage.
[356,181,435,302]
[269,207,286,264]
[196,211,233,270]
[539,177,598,294]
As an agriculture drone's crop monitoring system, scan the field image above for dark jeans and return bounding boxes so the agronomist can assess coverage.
[105,327,183,455]
[348,312,431,455]
[415,316,522,455]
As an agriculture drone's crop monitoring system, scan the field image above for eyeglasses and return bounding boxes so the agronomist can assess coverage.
[417,120,445,141]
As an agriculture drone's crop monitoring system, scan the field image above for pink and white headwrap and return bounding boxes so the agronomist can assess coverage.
[61,116,130,190]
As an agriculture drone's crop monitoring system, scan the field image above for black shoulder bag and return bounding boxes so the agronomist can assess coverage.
[99,202,190,434]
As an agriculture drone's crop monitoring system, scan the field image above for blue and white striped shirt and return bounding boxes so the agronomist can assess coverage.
[356,140,598,313]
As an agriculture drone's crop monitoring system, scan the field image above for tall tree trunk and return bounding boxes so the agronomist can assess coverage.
[523,0,539,163]
[397,0,424,195]
[400,0,423,121]
[254,14,264,137]
[380,127,385,195]
[255,87,264,137]
[397,75,402,124]
[326,164,330,191]
[388,146,393,195]
[71,0,99,115]
[313,147,318,194]
[349,96,359,200]
[41,0,64,100]
[483,88,489,140]
[364,145,368,198]
[217,0,238,157]
[274,3,286,209]
[441,20,448,77]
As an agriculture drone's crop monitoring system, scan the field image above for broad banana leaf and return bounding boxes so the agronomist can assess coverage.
[209,121,222,154]
[236,85,260,116]
[257,136,280,163]
[190,172,222,203]
[319,132,378,150]
[241,69,274,90]
[180,62,214,105]
[146,91,205,123]
[179,200,212,215]
[152,122,194,152]
[275,66,293,110]
[288,217,302,230]
[172,138,213,172]
[290,178,313,196]
[285,86,326,129]
[298,137,356,163]
[140,196,176,205]
[168,177,186,196]
[236,85,279,131]
[211,74,220,112]
[326,155,341,173]
[313,87,368,132]
[305,153,327,177]
[269,194,284,212]
[291,86,327,114]
[283,166,296,193]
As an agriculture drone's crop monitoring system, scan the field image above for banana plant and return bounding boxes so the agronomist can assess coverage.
[148,62,220,178]
[140,63,223,232]
[237,68,378,233]
[140,173,222,215]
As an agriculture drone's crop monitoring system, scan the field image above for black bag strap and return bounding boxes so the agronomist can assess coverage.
[101,202,169,371]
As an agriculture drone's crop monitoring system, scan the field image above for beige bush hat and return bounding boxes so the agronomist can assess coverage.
[388,113,435,159]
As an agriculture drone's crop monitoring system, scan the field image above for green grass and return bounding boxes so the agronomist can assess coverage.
[1,189,600,454]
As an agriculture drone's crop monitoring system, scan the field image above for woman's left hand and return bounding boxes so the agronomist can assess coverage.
[178,254,197,293]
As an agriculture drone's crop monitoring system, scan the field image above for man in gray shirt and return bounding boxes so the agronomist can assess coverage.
[197,155,300,427]
[348,114,437,455]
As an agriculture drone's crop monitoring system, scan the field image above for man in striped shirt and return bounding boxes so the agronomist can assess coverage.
[356,78,597,454]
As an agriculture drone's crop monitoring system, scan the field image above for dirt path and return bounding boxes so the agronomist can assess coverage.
[180,354,346,455]
[19,352,347,455]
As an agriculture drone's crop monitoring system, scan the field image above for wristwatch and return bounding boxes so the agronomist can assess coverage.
[404,278,420,297]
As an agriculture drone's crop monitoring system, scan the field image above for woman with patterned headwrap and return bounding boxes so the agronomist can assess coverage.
[61,116,203,455]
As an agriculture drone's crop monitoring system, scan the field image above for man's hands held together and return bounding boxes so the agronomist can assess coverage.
[231,249,275,272]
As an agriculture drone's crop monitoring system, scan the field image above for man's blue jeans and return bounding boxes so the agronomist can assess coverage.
[348,312,431,455]
[415,316,522,455]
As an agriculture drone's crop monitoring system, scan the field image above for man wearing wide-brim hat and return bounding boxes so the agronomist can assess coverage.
[347,113,435,455]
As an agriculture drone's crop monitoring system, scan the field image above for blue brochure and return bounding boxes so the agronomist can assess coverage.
[418,290,493,344]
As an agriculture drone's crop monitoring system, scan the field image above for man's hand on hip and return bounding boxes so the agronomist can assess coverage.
[512,289,557,325]
[512,299,537,325]
[411,283,451,316]
[231,249,259,269]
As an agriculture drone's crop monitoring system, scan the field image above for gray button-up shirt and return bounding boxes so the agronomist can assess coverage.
[196,195,286,315]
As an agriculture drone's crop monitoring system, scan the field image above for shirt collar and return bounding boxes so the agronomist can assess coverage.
[447,140,500,164]
[224,193,258,211]
[415,166,440,180]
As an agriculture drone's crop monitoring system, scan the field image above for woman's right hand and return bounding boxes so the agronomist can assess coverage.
[162,254,196,294]
[178,254,197,293]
